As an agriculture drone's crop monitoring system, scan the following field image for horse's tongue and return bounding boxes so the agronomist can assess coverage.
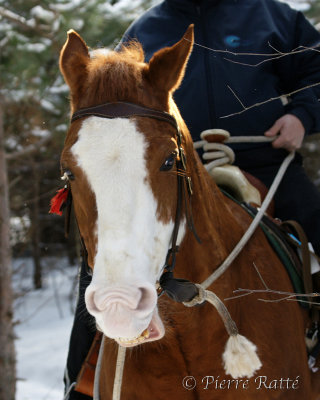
[147,312,163,340]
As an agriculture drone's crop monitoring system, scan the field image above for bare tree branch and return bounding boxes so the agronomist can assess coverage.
[5,136,51,161]
[0,6,35,31]
[183,38,320,119]
[220,81,320,119]
[184,38,320,62]
[222,44,320,67]
[0,6,52,38]
[225,262,320,306]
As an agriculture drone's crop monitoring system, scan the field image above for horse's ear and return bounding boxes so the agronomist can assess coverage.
[59,30,89,90]
[145,24,194,93]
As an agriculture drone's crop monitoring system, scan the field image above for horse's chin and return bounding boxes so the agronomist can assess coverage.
[107,310,165,348]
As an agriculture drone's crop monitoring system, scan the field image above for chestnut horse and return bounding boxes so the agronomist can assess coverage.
[59,26,319,399]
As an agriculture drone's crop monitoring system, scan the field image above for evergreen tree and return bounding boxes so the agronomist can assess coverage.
[0,98,15,400]
[0,1,154,397]
[0,0,154,278]
[305,0,320,24]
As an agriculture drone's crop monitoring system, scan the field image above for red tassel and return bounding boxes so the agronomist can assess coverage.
[49,187,69,216]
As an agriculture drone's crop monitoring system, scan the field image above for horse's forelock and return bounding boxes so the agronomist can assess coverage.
[77,46,146,107]
[89,41,144,64]
[118,40,145,63]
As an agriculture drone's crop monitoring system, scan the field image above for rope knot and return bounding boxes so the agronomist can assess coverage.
[183,285,262,378]
[183,284,207,307]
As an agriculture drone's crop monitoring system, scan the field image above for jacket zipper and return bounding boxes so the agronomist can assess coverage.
[196,5,217,130]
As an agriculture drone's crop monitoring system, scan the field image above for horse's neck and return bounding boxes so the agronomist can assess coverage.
[175,142,244,284]
[157,147,244,372]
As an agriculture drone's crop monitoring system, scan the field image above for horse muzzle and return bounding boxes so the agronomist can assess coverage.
[85,282,165,346]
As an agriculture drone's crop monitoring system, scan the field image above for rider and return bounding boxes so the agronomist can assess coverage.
[118,0,320,257]
[64,1,320,398]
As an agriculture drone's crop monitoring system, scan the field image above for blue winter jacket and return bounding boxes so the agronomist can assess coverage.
[119,0,320,155]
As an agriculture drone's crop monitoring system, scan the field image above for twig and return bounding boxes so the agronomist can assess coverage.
[225,262,319,305]
[183,38,320,119]
[5,136,51,160]
[16,296,53,324]
[220,81,320,119]
[0,6,52,38]
[50,271,64,319]
[184,38,320,60]
[252,262,269,290]
[222,54,285,68]
[8,175,22,189]
[227,85,246,109]
[222,43,320,67]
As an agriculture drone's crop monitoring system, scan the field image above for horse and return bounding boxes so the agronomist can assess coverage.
[58,25,320,399]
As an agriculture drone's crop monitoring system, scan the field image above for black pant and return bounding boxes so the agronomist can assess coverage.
[64,262,95,400]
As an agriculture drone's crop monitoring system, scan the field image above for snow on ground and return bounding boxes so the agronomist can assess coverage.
[13,257,78,400]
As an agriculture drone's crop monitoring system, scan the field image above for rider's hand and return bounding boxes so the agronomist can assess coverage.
[264,114,305,151]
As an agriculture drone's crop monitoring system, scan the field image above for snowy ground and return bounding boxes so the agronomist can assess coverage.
[13,257,78,400]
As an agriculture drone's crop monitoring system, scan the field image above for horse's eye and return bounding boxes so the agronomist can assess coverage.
[61,170,75,181]
[160,153,177,171]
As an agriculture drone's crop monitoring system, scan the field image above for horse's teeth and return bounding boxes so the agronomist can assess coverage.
[142,328,150,338]
[118,328,150,344]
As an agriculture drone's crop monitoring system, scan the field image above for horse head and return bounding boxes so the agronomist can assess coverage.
[59,26,194,346]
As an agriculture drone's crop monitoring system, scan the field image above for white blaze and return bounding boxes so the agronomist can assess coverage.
[71,116,175,287]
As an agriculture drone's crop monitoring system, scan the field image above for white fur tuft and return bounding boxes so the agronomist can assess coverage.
[222,334,262,378]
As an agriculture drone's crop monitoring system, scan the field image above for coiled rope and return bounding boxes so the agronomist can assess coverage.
[194,129,276,169]
[193,129,295,286]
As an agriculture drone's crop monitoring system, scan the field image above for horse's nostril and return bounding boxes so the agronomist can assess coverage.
[85,287,101,314]
[85,283,157,317]
[136,286,157,312]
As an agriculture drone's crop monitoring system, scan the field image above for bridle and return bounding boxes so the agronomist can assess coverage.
[67,101,201,303]
[62,102,267,391]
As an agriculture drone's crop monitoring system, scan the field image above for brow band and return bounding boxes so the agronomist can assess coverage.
[71,101,178,130]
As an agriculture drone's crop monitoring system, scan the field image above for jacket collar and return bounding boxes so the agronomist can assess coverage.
[166,0,222,12]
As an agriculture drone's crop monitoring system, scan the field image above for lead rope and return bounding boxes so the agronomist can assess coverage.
[193,130,295,286]
[182,284,262,378]
[93,339,126,400]
[181,133,295,378]
[63,382,76,400]
[97,133,295,399]
[93,335,104,400]
[202,150,295,287]
[112,346,126,400]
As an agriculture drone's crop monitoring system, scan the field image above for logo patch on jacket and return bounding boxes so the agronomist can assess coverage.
[224,35,252,48]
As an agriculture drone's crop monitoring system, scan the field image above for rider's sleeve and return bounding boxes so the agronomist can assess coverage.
[275,10,320,135]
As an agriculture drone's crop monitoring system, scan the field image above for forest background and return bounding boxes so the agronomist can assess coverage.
[0,0,320,399]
